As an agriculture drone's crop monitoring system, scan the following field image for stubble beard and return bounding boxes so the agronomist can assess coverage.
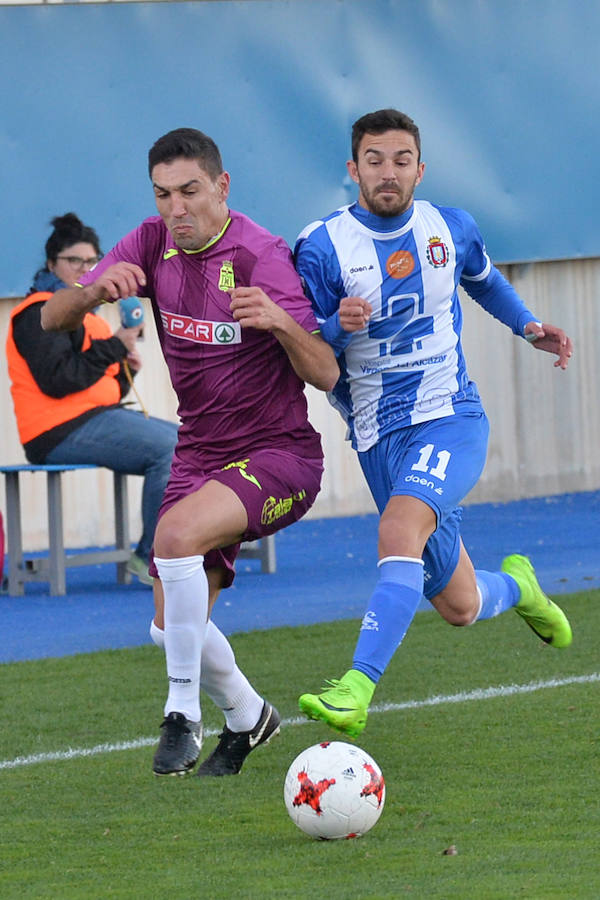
[168,225,206,252]
[361,179,418,218]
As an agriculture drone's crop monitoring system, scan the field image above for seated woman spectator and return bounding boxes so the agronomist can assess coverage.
[6,212,178,586]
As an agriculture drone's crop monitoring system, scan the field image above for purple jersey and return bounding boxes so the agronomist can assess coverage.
[82,211,322,466]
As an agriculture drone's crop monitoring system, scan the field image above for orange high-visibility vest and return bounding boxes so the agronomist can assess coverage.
[7,292,122,444]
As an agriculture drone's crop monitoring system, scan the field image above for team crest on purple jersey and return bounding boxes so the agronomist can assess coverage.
[218,260,235,292]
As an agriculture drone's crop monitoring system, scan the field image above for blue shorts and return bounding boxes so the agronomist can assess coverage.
[358,409,489,599]
[149,448,323,587]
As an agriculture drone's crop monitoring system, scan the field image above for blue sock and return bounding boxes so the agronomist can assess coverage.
[475,570,520,620]
[352,557,424,684]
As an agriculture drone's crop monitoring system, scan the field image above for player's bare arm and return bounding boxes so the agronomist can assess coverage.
[523,320,573,370]
[41,262,147,332]
[230,285,339,391]
[339,296,373,332]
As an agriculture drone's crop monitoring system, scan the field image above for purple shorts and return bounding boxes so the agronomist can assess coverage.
[149,447,323,586]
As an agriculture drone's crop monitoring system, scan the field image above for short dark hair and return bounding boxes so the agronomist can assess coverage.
[148,128,224,179]
[351,109,421,162]
[45,212,101,263]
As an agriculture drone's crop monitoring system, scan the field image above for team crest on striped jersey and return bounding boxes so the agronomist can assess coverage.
[426,236,449,268]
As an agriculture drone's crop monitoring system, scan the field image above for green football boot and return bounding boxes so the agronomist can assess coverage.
[298,669,375,739]
[501,553,572,648]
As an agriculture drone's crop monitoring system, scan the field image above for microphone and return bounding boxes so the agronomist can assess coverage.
[118,297,148,417]
[119,297,144,338]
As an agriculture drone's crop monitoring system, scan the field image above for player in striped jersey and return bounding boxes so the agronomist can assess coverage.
[296,109,573,738]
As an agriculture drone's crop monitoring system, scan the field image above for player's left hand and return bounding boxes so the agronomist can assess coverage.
[230,286,284,331]
[523,321,573,370]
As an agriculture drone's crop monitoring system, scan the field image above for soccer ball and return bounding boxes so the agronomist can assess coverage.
[283,741,386,840]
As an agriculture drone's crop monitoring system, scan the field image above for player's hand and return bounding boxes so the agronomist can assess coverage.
[85,262,147,304]
[339,296,372,332]
[229,286,285,331]
[524,321,573,370]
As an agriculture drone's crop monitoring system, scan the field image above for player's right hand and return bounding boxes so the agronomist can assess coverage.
[339,296,372,332]
[86,262,147,304]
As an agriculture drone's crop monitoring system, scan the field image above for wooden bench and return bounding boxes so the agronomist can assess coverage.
[0,463,276,596]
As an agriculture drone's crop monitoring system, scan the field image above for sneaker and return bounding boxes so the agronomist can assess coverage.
[195,701,281,777]
[501,553,573,648]
[298,669,374,739]
[127,553,154,587]
[153,711,203,776]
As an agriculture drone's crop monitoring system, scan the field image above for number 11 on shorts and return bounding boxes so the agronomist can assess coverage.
[411,443,450,481]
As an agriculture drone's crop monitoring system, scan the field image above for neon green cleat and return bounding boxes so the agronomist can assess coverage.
[126,552,154,587]
[298,669,375,739]
[501,554,572,648]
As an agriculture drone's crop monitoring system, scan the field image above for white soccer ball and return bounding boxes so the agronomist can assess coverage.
[283,741,386,840]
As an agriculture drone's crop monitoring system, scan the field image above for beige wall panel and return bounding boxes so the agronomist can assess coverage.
[1,257,598,550]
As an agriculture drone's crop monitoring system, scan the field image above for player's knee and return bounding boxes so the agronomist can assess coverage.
[445,607,477,627]
[436,597,479,627]
[154,518,197,559]
[378,519,422,558]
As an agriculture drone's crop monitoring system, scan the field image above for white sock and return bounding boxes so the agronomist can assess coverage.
[154,555,208,722]
[201,620,264,732]
[466,586,484,625]
[149,619,165,649]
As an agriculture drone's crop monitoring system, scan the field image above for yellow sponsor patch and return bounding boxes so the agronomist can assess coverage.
[261,491,307,525]
[221,458,261,490]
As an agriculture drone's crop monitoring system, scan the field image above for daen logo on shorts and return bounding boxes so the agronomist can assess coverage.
[261,491,307,525]
[160,309,242,344]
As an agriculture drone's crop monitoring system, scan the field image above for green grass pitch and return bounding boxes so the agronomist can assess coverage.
[1,590,598,899]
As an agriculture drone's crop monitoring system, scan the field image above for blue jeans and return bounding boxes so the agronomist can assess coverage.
[45,407,178,563]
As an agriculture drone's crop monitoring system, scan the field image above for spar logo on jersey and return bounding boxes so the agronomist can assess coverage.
[426,236,449,268]
[159,309,242,344]
[214,323,237,343]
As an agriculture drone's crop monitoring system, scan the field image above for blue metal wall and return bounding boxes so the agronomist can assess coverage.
[1,0,598,295]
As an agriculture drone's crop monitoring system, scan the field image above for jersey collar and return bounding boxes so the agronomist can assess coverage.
[349,201,414,233]
[166,215,232,256]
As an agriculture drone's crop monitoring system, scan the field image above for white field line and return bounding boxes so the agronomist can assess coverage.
[2,671,598,772]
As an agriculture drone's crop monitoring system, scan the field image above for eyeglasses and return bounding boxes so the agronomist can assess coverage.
[56,254,102,270]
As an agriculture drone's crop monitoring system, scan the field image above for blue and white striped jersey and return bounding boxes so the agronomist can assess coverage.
[295,200,537,451]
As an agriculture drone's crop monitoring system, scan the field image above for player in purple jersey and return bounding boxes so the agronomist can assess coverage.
[295,109,574,739]
[42,128,338,777]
